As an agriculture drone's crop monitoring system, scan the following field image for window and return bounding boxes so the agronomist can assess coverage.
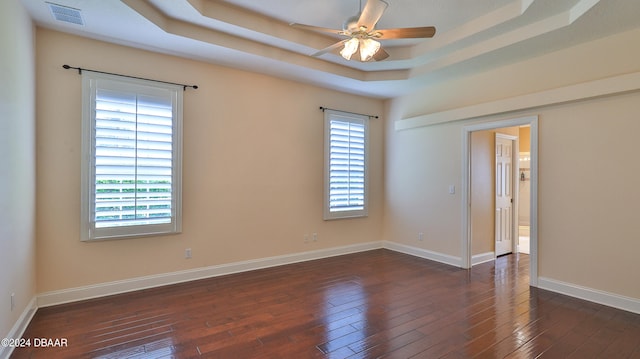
[81,73,182,240]
[324,109,369,220]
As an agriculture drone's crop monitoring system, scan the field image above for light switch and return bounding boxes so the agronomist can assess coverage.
[449,185,455,194]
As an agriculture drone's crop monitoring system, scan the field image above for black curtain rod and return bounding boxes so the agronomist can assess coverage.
[62,65,198,91]
[319,106,379,119]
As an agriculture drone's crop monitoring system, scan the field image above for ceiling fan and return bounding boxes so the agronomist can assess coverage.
[290,0,436,62]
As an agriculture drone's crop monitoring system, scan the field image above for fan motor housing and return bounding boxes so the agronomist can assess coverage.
[343,15,361,33]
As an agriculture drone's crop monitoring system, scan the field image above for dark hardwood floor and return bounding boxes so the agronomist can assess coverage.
[11,249,640,358]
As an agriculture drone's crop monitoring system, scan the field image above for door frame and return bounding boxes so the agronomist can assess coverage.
[495,133,519,257]
[462,116,539,287]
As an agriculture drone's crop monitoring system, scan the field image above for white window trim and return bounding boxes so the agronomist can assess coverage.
[323,109,369,220]
[81,72,183,241]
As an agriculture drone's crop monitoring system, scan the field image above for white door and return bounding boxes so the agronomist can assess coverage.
[495,135,515,256]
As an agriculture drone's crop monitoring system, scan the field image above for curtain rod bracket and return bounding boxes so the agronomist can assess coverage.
[62,64,198,90]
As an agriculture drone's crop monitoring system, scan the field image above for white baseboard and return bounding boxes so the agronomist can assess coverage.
[382,241,462,267]
[538,277,640,315]
[37,241,384,308]
[0,296,37,359]
[472,251,495,265]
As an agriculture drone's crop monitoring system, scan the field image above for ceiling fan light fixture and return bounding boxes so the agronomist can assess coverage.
[291,0,436,62]
[359,38,381,61]
[340,38,359,60]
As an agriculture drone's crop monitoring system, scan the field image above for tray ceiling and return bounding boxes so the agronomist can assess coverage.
[21,0,640,98]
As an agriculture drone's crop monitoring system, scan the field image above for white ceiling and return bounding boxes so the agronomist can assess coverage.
[20,0,640,98]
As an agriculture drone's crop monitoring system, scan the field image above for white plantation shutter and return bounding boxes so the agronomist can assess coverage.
[324,110,368,219]
[82,73,182,240]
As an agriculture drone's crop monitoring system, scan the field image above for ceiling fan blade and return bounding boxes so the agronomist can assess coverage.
[375,26,436,39]
[311,39,349,57]
[373,48,389,61]
[289,23,344,35]
[358,0,389,31]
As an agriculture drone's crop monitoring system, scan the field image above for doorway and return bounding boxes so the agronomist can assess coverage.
[462,116,538,287]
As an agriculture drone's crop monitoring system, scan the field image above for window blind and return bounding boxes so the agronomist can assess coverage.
[94,88,174,228]
[328,118,366,213]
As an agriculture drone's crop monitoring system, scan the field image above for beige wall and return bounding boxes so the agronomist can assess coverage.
[35,29,384,293]
[382,117,463,256]
[519,126,531,153]
[384,27,640,299]
[537,92,640,297]
[0,0,37,340]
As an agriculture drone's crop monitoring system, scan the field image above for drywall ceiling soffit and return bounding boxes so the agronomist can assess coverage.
[21,0,640,98]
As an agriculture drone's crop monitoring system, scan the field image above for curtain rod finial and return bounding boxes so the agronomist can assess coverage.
[62,64,81,74]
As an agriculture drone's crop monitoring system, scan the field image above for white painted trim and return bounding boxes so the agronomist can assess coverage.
[462,116,539,287]
[461,127,471,269]
[395,71,640,131]
[538,277,640,315]
[37,242,383,307]
[382,241,462,267]
[81,73,184,241]
[472,252,495,265]
[0,296,37,359]
[323,109,370,220]
[529,120,539,287]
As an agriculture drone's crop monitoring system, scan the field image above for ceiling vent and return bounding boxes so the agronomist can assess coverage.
[47,2,84,26]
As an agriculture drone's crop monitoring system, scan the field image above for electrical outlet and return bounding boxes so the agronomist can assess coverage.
[304,234,309,243]
[418,232,424,241]
[11,293,15,311]
[312,233,318,242]
[185,248,192,259]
